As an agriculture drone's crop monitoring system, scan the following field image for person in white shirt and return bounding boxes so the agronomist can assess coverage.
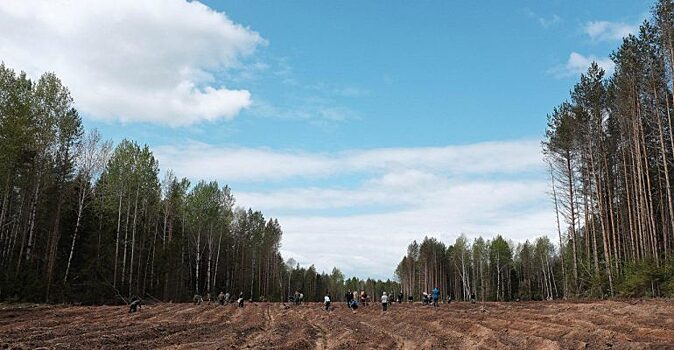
[381,292,389,311]
[324,293,331,311]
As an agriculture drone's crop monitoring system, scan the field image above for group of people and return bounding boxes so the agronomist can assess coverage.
[339,290,404,313]
[291,290,305,305]
[129,286,467,314]
[344,290,371,307]
[192,291,246,308]
[341,287,447,312]
[421,287,441,307]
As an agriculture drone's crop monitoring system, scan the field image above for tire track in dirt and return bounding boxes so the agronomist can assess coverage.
[455,304,572,349]
[473,301,674,348]
[308,316,328,350]
[364,303,470,349]
[297,304,401,349]
[241,304,316,349]
[144,304,239,349]
[294,306,328,350]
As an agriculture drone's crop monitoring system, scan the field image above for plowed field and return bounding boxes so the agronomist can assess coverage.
[1,300,674,349]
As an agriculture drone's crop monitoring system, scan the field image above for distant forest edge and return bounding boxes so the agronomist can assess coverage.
[0,63,400,304]
[396,0,674,301]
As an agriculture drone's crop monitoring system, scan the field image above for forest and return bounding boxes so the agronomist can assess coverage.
[396,0,674,301]
[0,64,398,304]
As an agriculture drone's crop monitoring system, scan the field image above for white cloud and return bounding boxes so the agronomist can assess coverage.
[539,14,562,28]
[524,8,561,28]
[251,99,355,124]
[549,52,615,78]
[154,139,543,182]
[584,20,637,42]
[0,0,264,126]
[334,86,370,97]
[155,139,554,279]
[267,178,554,280]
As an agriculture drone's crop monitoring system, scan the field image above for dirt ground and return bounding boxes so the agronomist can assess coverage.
[1,299,674,349]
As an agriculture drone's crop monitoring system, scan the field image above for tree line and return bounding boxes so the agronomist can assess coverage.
[396,0,674,301]
[395,235,560,302]
[0,63,395,304]
[544,0,674,298]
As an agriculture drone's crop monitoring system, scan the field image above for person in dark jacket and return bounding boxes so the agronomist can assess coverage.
[345,290,353,306]
[129,296,142,313]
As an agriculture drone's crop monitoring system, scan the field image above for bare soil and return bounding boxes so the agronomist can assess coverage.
[1,299,674,349]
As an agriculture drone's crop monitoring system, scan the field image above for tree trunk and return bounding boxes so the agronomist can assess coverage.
[113,192,123,287]
[128,189,139,296]
[64,190,85,283]
[565,152,579,294]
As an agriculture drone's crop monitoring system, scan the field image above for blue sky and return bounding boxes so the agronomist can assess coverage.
[0,0,653,279]
[90,0,649,150]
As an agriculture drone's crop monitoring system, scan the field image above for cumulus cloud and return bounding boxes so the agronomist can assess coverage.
[584,20,637,42]
[0,0,264,126]
[155,139,554,279]
[549,52,615,78]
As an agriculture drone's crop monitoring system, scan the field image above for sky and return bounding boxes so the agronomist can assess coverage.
[0,0,653,279]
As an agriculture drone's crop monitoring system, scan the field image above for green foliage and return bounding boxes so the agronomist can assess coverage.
[618,260,674,298]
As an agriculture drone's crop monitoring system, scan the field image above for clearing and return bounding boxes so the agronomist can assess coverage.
[1,299,674,349]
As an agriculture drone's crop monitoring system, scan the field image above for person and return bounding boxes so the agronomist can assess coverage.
[470,292,476,304]
[193,294,203,305]
[218,291,226,306]
[206,292,212,304]
[349,298,359,313]
[129,296,142,313]
[407,295,413,303]
[432,287,440,307]
[224,292,231,304]
[237,292,245,308]
[421,292,428,305]
[294,290,300,305]
[397,291,403,304]
[446,294,452,304]
[345,290,353,306]
[381,292,389,311]
[324,292,331,311]
[299,292,304,305]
